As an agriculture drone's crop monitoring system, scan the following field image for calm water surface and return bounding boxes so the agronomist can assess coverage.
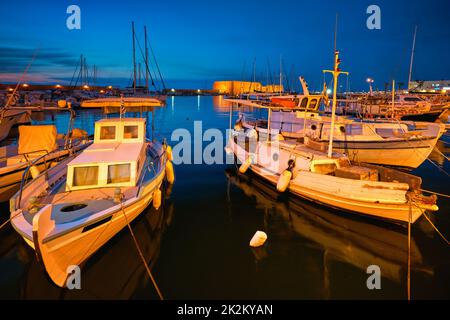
[0,96,449,299]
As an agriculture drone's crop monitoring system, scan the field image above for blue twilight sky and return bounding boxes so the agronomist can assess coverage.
[0,0,449,90]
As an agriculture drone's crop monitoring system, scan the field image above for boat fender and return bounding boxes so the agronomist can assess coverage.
[234,119,243,131]
[239,156,253,174]
[113,188,123,204]
[276,159,295,192]
[166,160,175,184]
[249,231,268,247]
[30,165,40,179]
[153,189,162,210]
[165,145,173,161]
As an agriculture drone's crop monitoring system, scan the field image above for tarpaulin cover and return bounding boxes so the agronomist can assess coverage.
[18,125,57,155]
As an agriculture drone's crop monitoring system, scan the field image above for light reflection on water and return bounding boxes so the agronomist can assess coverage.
[0,96,449,299]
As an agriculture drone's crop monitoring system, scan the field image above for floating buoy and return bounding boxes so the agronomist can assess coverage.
[166,160,175,184]
[153,189,162,210]
[249,231,268,247]
[30,165,40,179]
[239,156,252,174]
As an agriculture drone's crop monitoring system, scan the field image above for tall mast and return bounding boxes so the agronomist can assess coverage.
[144,25,149,93]
[323,51,348,158]
[408,25,417,91]
[132,21,137,94]
[279,54,282,94]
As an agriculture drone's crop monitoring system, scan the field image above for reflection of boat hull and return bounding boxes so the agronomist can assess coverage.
[22,203,171,299]
[226,169,432,284]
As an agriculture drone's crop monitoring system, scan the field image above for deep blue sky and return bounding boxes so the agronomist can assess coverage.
[0,0,449,90]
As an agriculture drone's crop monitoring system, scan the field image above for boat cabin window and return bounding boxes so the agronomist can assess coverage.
[300,98,308,109]
[100,126,117,140]
[73,166,99,187]
[124,125,139,139]
[107,163,131,184]
[404,97,422,102]
[309,99,318,109]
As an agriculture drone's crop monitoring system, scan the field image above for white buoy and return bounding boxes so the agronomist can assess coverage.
[239,156,252,174]
[30,165,40,179]
[249,231,268,247]
[166,160,175,184]
[153,189,162,210]
[276,170,292,192]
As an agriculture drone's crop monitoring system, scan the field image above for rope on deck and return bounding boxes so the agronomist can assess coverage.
[120,201,164,300]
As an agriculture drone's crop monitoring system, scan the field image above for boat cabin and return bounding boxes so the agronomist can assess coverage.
[66,118,146,191]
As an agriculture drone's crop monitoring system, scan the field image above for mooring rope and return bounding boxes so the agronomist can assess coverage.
[422,211,450,245]
[120,201,164,300]
[419,188,450,198]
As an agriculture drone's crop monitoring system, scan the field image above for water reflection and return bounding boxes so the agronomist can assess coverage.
[20,202,173,299]
[225,168,437,297]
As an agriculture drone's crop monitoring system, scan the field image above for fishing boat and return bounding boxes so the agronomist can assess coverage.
[0,108,31,142]
[10,117,174,287]
[226,51,439,224]
[228,80,445,168]
[0,108,91,202]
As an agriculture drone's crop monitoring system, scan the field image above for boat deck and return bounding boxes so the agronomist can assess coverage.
[22,185,138,225]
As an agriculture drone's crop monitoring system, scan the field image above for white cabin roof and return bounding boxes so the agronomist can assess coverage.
[69,142,143,166]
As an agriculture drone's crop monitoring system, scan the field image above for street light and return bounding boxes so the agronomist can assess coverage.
[366,78,374,95]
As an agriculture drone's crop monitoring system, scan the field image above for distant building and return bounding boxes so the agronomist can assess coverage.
[409,80,450,92]
[212,81,283,96]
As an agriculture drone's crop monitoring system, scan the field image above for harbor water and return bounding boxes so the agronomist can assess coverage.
[0,96,449,299]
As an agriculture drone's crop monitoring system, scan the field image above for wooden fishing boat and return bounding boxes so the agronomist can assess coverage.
[229,93,445,168]
[0,108,31,142]
[0,125,90,202]
[10,117,174,287]
[226,51,439,224]
[81,96,165,108]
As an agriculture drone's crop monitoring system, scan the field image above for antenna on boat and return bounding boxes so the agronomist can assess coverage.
[323,50,348,158]
[407,25,417,91]
[334,13,338,53]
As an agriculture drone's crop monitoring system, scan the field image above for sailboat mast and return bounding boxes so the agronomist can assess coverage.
[391,79,395,118]
[132,21,137,94]
[279,55,282,94]
[144,25,149,93]
[408,25,417,91]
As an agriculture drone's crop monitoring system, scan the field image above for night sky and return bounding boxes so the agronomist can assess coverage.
[1,0,449,91]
